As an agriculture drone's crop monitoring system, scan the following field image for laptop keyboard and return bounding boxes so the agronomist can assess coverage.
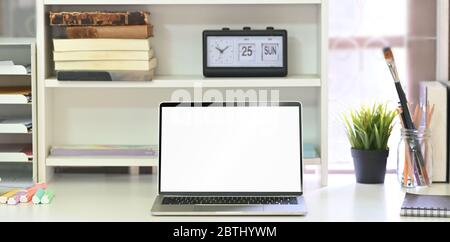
[162,196,298,205]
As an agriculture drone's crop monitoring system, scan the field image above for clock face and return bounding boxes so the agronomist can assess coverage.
[206,36,283,68]
[208,39,234,65]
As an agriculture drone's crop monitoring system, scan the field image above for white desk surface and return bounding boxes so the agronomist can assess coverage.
[1,173,450,221]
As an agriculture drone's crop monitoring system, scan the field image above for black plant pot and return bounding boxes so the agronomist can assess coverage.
[351,149,389,184]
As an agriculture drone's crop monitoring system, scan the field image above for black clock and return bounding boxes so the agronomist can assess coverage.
[203,27,288,77]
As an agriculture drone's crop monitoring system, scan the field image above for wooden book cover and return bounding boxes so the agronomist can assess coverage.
[52,25,153,39]
[49,11,150,26]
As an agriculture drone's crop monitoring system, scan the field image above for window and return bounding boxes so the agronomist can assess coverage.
[328,0,437,171]
[0,0,35,37]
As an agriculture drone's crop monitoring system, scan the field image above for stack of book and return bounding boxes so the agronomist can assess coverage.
[420,80,450,183]
[49,11,157,81]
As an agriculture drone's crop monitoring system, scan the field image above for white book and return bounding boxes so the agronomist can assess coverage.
[420,81,448,182]
[0,118,32,133]
[53,49,154,61]
[55,58,157,71]
[53,38,152,51]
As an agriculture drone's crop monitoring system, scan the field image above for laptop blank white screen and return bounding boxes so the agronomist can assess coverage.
[160,105,302,193]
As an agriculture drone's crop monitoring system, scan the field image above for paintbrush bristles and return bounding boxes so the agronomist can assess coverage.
[383,47,400,83]
[383,47,394,61]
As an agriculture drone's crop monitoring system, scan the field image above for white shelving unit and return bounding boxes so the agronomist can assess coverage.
[37,0,328,185]
[0,38,37,183]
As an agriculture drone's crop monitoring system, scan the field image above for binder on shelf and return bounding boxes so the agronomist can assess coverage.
[0,118,32,133]
[0,144,32,162]
[0,87,31,104]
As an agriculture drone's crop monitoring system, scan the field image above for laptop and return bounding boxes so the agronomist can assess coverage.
[151,102,306,215]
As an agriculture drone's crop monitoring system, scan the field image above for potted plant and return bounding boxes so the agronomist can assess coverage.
[343,103,397,184]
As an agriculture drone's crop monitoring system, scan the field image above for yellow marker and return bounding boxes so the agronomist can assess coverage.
[0,189,20,204]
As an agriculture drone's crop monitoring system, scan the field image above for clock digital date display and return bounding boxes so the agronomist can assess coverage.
[203,28,287,77]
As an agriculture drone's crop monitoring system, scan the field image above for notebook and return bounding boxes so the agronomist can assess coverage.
[401,192,450,217]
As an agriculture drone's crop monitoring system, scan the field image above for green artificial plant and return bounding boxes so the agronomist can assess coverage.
[343,103,397,151]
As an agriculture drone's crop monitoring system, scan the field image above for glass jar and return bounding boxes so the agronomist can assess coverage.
[397,128,432,188]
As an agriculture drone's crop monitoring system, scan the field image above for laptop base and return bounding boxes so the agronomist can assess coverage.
[151,196,307,216]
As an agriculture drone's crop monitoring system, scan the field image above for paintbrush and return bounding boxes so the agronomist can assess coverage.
[383,47,429,185]
[383,48,415,130]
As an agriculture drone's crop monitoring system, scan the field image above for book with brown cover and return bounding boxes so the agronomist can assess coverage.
[52,25,154,39]
[49,11,150,26]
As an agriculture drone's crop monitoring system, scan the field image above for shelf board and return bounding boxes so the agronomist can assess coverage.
[0,144,32,163]
[46,155,158,167]
[0,159,32,163]
[0,101,31,105]
[304,157,321,165]
[45,75,321,88]
[0,38,34,46]
[0,73,31,77]
[44,0,321,5]
[0,124,32,134]
[46,156,319,166]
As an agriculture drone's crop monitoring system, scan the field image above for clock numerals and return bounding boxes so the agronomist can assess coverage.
[239,44,256,62]
[241,45,253,56]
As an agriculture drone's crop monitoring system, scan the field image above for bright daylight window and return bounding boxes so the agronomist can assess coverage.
[328,0,437,172]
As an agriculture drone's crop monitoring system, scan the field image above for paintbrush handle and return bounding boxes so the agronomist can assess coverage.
[395,82,415,129]
[395,83,429,184]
